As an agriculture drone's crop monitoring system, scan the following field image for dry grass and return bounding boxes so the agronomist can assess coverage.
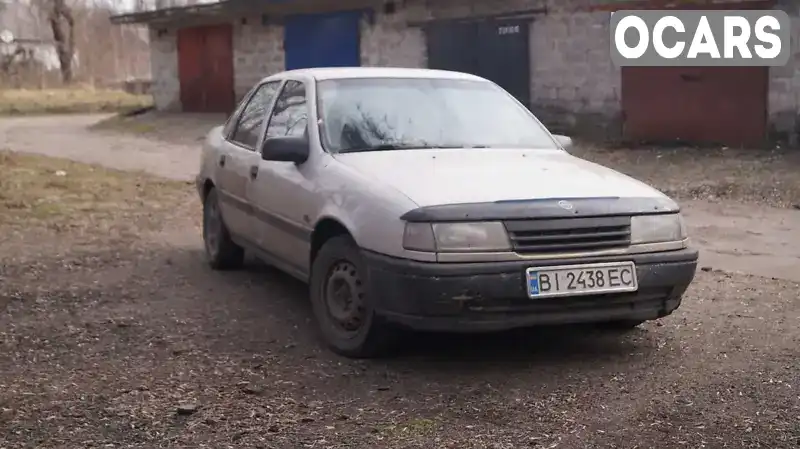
[0,150,191,236]
[0,88,153,116]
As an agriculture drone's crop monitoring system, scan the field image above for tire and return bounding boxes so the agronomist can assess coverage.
[202,188,244,271]
[309,235,399,358]
[597,319,646,331]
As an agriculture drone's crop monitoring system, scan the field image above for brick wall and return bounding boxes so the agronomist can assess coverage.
[232,20,284,99]
[146,0,800,143]
[148,27,180,111]
[768,0,800,144]
[529,9,622,138]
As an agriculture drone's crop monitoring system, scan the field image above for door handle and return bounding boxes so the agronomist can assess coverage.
[218,154,226,167]
[249,165,258,179]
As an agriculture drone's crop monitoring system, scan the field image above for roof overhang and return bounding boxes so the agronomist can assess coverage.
[110,1,240,25]
[579,0,776,12]
[110,0,384,26]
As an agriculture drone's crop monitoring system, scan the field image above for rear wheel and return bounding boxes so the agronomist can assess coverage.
[310,235,399,358]
[203,188,244,270]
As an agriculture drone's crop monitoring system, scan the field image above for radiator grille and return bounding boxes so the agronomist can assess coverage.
[504,216,631,254]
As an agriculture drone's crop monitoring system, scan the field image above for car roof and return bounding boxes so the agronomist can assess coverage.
[259,67,489,84]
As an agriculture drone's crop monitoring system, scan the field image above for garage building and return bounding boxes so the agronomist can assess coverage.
[111,0,800,147]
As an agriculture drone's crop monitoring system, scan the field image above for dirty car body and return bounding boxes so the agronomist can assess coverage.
[195,67,699,358]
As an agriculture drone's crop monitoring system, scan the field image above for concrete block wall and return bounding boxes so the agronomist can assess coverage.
[232,20,284,101]
[360,3,427,68]
[359,0,622,137]
[529,10,622,138]
[768,0,800,144]
[147,0,618,129]
[145,0,800,144]
[148,27,180,111]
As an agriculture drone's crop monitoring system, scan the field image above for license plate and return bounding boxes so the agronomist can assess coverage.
[526,261,638,299]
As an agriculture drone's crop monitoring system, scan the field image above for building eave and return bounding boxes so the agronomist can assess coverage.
[110,1,246,25]
[109,0,383,26]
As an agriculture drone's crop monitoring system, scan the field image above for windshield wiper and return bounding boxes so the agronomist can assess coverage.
[338,144,435,153]
[337,144,492,153]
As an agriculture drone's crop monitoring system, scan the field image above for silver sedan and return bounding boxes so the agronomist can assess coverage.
[196,67,698,358]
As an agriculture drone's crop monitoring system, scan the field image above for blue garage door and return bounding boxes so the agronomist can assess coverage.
[284,11,361,70]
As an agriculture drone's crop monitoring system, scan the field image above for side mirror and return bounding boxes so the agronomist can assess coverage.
[553,134,573,151]
[261,135,309,164]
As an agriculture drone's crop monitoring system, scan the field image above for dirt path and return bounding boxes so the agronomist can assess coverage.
[0,114,199,181]
[687,200,800,282]
[2,114,798,282]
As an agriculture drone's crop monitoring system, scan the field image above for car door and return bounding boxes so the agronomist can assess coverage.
[216,80,282,243]
[246,79,319,273]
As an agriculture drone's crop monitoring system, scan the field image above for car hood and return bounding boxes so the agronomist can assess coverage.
[332,148,669,207]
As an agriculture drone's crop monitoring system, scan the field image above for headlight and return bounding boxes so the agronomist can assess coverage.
[402,222,511,252]
[630,213,687,244]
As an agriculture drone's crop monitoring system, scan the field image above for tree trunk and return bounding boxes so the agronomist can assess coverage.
[48,0,76,84]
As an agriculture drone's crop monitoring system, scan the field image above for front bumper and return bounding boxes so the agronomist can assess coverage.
[364,248,699,332]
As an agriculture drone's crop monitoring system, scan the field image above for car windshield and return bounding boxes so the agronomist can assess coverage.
[315,77,558,153]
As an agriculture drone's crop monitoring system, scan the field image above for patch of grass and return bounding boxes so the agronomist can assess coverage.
[377,417,440,440]
[0,88,153,116]
[0,150,191,234]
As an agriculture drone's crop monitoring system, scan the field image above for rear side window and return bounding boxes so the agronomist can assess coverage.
[229,81,281,149]
[265,80,309,139]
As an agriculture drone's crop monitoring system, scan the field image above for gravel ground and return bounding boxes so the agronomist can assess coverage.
[2,221,798,448]
[1,115,799,448]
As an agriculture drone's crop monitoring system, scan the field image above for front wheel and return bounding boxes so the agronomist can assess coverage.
[309,236,399,358]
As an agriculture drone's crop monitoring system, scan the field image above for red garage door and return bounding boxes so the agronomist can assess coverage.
[177,24,235,113]
[622,67,769,146]
[614,0,773,147]
[621,66,768,147]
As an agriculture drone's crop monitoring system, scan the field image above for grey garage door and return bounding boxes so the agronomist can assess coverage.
[426,19,531,108]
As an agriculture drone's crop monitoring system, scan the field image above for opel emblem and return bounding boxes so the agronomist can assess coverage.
[557,200,573,210]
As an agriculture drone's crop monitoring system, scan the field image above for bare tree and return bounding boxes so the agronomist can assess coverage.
[46,0,76,83]
[1,0,152,88]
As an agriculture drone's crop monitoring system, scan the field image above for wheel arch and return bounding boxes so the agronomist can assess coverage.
[201,179,216,202]
[310,217,356,266]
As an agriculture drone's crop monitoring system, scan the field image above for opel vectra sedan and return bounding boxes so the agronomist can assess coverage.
[196,67,699,358]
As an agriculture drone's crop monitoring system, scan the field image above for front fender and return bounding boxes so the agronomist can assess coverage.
[312,160,435,262]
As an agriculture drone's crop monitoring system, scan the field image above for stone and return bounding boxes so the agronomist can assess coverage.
[176,402,199,415]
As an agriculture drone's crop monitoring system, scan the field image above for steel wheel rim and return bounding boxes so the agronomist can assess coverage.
[323,260,366,335]
[204,198,221,257]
